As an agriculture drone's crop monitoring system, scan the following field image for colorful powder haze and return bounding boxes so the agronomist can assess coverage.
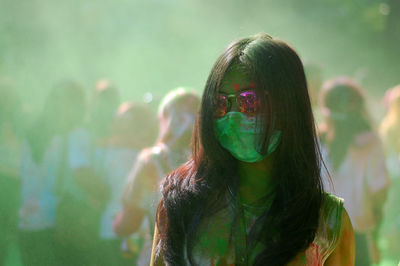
[0,0,399,265]
[1,0,399,109]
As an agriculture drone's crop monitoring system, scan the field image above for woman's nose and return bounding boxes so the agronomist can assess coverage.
[228,96,241,112]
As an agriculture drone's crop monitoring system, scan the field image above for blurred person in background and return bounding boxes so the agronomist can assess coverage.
[0,81,22,265]
[93,101,158,265]
[319,77,390,266]
[87,79,121,145]
[114,88,200,266]
[151,34,354,265]
[382,84,400,112]
[53,80,109,266]
[379,85,400,261]
[304,62,324,125]
[18,81,86,265]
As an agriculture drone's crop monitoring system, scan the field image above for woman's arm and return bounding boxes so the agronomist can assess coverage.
[325,208,355,265]
[114,149,159,236]
[113,204,145,236]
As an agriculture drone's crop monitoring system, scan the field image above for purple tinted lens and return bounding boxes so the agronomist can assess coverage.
[215,94,228,117]
[238,90,259,114]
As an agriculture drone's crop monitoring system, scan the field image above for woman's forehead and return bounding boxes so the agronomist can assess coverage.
[220,69,255,93]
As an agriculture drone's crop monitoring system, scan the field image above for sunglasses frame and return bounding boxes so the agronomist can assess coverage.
[214,89,266,118]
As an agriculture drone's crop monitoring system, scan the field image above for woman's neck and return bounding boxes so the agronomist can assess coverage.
[237,156,274,206]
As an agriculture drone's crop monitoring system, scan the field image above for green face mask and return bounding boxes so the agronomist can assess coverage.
[214,112,281,163]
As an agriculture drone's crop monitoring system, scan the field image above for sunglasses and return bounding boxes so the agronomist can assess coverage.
[214,89,263,118]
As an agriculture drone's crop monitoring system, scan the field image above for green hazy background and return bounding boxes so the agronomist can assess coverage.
[1,0,399,111]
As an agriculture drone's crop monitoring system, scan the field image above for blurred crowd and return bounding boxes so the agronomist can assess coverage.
[0,80,199,266]
[0,67,399,266]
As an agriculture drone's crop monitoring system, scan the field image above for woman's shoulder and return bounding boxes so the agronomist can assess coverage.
[137,143,169,162]
[320,193,355,265]
[309,193,344,261]
[322,192,343,210]
[319,192,344,235]
[305,193,355,264]
[132,144,163,167]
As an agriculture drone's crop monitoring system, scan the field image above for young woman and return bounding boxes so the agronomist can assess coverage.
[94,102,158,265]
[379,86,400,261]
[114,88,200,265]
[381,85,400,159]
[19,81,86,266]
[151,34,355,265]
[319,77,389,265]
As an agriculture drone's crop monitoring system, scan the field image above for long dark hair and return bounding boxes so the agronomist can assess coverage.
[156,33,324,265]
[319,77,372,170]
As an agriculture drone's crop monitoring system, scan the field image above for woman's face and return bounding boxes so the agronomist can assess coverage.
[213,68,281,163]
